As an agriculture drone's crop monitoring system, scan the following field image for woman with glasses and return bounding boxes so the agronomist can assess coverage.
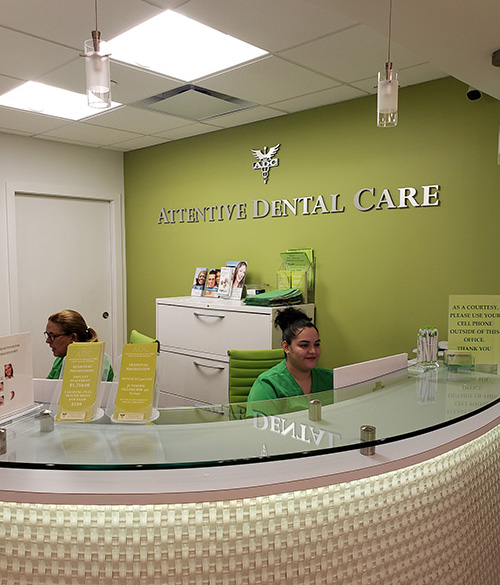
[45,309,114,381]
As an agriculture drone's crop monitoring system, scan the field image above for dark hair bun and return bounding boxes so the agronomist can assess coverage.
[275,307,312,332]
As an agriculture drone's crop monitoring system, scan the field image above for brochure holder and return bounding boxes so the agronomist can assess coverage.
[277,248,315,303]
[51,342,107,423]
[106,343,159,424]
[106,425,165,463]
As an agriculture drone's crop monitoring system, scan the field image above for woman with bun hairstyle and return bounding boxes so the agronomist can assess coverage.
[247,307,332,402]
[45,309,114,381]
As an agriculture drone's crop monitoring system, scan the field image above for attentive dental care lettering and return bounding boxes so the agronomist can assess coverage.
[157,185,440,224]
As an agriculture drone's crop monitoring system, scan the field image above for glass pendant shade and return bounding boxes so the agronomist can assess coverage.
[84,36,111,108]
[377,66,398,127]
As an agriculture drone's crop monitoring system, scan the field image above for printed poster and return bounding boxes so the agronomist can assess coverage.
[56,342,105,422]
[113,343,157,423]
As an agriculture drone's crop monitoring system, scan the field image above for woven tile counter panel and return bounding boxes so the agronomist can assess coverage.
[1,423,498,585]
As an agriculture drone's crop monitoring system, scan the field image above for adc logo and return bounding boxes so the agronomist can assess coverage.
[251,144,280,184]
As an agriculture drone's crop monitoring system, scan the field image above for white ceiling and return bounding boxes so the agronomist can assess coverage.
[0,0,498,152]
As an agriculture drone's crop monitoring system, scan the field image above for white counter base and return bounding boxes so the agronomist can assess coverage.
[1,411,499,584]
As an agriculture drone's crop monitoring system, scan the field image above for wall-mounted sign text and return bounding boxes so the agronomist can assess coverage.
[448,294,500,364]
[158,184,440,224]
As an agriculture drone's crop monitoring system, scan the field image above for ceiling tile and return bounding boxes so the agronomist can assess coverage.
[397,63,447,88]
[0,107,70,134]
[35,134,109,149]
[200,56,338,105]
[270,85,369,113]
[107,135,170,151]
[41,122,140,146]
[86,104,193,134]
[0,0,162,50]
[175,0,357,52]
[280,25,429,83]
[0,28,79,80]
[208,106,287,129]
[153,121,222,140]
[0,75,24,95]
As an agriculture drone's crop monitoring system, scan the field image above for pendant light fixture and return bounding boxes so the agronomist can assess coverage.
[377,0,398,127]
[82,0,111,108]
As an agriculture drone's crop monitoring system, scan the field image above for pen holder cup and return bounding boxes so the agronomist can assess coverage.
[417,328,439,370]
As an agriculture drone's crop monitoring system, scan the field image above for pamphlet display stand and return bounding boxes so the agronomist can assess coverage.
[105,343,159,424]
[276,248,315,303]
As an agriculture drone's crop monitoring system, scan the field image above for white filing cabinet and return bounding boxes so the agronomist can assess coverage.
[156,296,314,404]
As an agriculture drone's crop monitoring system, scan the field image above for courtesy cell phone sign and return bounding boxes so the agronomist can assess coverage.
[448,295,500,364]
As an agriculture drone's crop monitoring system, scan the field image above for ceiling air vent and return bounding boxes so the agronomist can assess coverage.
[131,84,256,121]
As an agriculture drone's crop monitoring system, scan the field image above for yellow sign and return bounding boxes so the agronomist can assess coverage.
[56,342,105,422]
[448,295,500,364]
[113,343,157,423]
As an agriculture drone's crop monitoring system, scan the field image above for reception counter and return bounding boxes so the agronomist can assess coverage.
[0,362,499,584]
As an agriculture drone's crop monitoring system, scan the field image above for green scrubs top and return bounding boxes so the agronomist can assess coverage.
[247,359,333,416]
[48,354,114,382]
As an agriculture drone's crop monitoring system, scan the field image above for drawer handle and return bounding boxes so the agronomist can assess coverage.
[193,312,226,319]
[193,361,225,371]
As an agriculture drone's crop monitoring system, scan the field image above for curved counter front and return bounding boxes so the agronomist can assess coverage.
[0,364,499,584]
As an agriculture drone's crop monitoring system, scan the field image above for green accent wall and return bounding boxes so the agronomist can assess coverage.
[124,77,500,368]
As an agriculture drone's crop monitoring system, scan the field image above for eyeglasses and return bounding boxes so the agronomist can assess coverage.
[44,331,69,342]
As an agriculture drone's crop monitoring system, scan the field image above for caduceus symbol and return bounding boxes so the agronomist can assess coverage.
[251,144,280,184]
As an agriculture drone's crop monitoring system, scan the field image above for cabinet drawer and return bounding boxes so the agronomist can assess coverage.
[157,350,229,404]
[157,304,272,355]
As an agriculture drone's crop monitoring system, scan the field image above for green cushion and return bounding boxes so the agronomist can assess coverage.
[129,329,160,352]
[228,348,284,404]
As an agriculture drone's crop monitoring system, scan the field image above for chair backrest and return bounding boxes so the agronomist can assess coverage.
[228,348,285,404]
[129,329,160,353]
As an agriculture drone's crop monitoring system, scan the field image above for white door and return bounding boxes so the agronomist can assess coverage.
[8,189,124,378]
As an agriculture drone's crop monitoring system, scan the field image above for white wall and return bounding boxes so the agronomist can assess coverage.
[0,132,125,337]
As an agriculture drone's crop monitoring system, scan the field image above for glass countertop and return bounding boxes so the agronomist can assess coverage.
[0,363,499,470]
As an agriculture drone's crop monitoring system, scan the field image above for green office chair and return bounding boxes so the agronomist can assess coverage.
[129,329,160,353]
[228,348,285,418]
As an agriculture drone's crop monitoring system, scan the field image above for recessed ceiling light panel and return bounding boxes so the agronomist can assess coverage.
[0,81,121,120]
[107,10,268,81]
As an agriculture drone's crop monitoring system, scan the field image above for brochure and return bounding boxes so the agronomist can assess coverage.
[203,268,219,297]
[228,261,248,299]
[191,267,208,297]
[291,270,308,303]
[218,265,234,298]
[56,342,105,422]
[112,343,157,423]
